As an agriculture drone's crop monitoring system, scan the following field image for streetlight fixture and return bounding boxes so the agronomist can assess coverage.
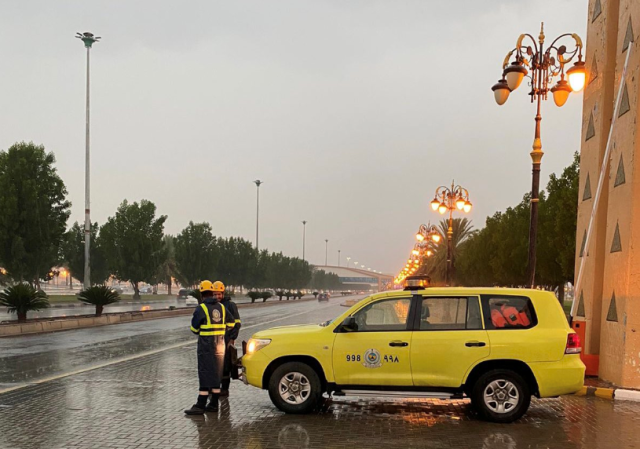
[493,23,585,286]
[302,220,307,261]
[76,31,100,289]
[346,256,351,267]
[253,180,263,249]
[416,223,441,243]
[431,181,472,286]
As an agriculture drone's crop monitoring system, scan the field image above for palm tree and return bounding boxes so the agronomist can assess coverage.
[420,218,476,285]
[77,285,120,316]
[0,283,50,322]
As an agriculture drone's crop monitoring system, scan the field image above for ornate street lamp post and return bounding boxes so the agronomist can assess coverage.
[492,23,585,287]
[431,181,472,285]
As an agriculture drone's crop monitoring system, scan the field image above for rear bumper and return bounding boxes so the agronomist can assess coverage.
[529,355,585,397]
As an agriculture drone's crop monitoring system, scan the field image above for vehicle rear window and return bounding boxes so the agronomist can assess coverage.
[481,295,537,330]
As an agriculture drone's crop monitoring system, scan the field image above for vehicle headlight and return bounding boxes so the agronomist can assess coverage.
[247,338,271,354]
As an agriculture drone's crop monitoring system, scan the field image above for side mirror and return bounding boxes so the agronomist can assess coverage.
[340,316,358,332]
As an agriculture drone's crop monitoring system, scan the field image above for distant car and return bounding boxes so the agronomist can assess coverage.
[318,293,329,302]
[185,295,199,306]
[177,288,189,299]
[111,286,124,295]
[139,286,152,294]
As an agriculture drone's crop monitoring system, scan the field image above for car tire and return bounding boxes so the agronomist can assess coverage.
[268,362,322,414]
[471,369,531,423]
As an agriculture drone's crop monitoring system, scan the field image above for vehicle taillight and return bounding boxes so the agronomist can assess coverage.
[565,333,581,354]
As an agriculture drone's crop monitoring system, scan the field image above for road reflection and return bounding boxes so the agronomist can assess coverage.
[183,396,581,449]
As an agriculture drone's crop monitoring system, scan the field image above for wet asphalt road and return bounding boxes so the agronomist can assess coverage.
[0,295,348,392]
[1,294,640,448]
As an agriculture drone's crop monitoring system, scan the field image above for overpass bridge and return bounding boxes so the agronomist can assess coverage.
[313,265,393,292]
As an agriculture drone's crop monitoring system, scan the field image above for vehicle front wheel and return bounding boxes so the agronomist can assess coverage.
[268,362,322,414]
[471,369,531,423]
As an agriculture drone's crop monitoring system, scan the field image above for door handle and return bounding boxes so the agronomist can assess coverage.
[465,341,486,347]
[389,341,408,347]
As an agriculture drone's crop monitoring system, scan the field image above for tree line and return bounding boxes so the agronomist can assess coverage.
[0,142,338,298]
[419,153,579,303]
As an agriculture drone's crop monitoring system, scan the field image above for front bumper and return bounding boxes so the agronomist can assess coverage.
[240,343,271,389]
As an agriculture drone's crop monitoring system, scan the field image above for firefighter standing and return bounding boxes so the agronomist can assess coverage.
[220,290,241,396]
[184,280,235,415]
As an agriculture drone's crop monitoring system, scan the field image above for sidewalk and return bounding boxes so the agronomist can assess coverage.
[576,376,640,402]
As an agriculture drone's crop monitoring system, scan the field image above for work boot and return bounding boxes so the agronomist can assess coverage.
[185,394,208,415]
[184,404,205,415]
[205,393,220,412]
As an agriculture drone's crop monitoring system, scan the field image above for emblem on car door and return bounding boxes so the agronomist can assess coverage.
[362,349,382,368]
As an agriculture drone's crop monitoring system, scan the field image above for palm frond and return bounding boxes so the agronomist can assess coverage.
[0,283,50,316]
[77,285,121,306]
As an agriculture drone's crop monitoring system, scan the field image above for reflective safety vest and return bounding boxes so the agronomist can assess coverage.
[192,303,227,336]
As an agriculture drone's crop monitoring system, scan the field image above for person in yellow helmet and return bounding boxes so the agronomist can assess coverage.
[184,280,236,415]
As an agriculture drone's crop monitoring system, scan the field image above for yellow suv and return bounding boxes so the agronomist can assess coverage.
[241,288,585,423]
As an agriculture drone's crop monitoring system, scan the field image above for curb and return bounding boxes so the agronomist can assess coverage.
[574,385,640,402]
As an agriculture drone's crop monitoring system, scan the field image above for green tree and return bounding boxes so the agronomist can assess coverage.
[60,222,110,286]
[156,235,179,295]
[99,200,167,299]
[0,283,49,322]
[216,237,256,288]
[0,142,71,284]
[420,218,475,285]
[537,153,579,304]
[174,222,218,288]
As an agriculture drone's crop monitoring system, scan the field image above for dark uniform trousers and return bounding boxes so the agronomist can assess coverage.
[221,297,241,390]
[190,298,236,391]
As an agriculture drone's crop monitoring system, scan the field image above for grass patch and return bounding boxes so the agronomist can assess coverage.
[47,294,174,304]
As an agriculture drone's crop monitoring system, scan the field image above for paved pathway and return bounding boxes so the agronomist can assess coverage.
[1,295,639,448]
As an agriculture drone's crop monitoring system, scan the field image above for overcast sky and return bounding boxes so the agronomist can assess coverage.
[0,0,587,275]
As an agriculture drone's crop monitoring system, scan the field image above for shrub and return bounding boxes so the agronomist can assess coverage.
[313,291,319,298]
[77,285,121,316]
[296,290,303,299]
[260,291,273,303]
[0,283,49,322]
[276,290,284,301]
[247,291,261,303]
[284,291,292,300]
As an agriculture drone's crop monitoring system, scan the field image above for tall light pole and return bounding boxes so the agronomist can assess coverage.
[493,23,585,286]
[254,180,263,249]
[324,239,329,266]
[431,181,472,286]
[338,250,341,266]
[302,220,307,261]
[76,32,100,289]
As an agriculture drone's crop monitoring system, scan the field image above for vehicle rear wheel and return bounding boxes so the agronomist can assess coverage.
[471,369,530,423]
[268,362,322,414]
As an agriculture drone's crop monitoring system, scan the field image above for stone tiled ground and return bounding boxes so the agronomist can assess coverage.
[1,345,640,449]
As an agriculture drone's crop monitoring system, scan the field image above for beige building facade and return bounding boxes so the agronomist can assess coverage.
[575,0,640,388]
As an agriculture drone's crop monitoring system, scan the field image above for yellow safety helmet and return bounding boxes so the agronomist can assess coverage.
[212,281,225,292]
[199,280,214,292]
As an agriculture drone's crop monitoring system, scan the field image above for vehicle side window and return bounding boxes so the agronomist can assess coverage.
[353,298,411,331]
[481,295,537,330]
[419,297,482,330]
